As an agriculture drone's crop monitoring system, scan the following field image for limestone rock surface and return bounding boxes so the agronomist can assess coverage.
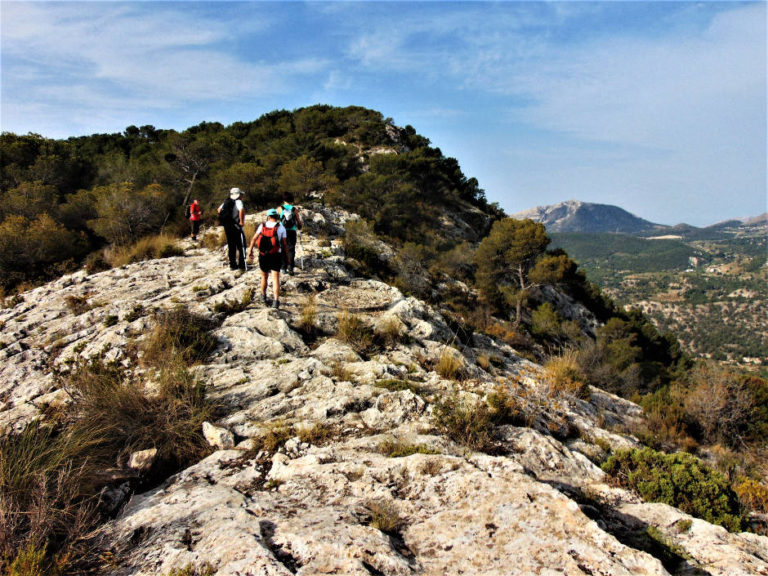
[1,205,766,575]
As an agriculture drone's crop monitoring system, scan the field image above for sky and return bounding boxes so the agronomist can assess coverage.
[1,1,766,226]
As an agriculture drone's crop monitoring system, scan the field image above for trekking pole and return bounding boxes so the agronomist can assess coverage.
[298,230,304,270]
[240,226,248,272]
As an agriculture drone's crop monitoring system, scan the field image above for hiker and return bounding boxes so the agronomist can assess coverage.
[189,199,202,241]
[248,208,288,309]
[277,191,303,275]
[217,187,247,271]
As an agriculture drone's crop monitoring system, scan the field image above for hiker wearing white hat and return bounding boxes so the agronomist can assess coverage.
[217,187,247,270]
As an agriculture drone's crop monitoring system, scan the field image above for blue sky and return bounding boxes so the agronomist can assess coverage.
[1,1,765,226]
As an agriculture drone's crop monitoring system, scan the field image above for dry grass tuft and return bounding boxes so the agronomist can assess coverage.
[544,350,590,400]
[336,311,374,354]
[436,348,467,381]
[107,235,184,268]
[142,306,219,366]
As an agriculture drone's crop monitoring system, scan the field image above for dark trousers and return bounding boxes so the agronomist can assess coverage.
[283,229,297,270]
[224,224,246,269]
[190,220,200,238]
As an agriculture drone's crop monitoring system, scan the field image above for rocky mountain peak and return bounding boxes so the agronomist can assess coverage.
[513,200,663,235]
[1,205,766,575]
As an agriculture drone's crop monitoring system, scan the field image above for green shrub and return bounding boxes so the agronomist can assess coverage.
[342,219,390,276]
[602,447,746,532]
[7,543,50,576]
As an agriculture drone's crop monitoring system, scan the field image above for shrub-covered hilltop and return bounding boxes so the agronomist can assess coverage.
[0,105,498,291]
[1,105,767,574]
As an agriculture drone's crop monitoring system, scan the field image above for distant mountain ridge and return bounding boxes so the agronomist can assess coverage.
[512,200,664,235]
[512,200,766,236]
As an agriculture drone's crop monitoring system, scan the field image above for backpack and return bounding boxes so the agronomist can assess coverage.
[218,197,236,226]
[281,204,301,230]
[184,204,191,219]
[257,223,281,256]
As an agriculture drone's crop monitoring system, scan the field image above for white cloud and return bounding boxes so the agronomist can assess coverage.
[1,2,327,134]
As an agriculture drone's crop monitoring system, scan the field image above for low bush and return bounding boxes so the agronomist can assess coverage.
[734,477,768,514]
[66,359,217,479]
[486,385,530,427]
[65,295,92,316]
[164,564,216,576]
[142,306,219,366]
[374,378,423,396]
[0,353,221,572]
[432,392,496,453]
[297,294,319,339]
[375,315,408,348]
[601,447,746,532]
[342,219,390,277]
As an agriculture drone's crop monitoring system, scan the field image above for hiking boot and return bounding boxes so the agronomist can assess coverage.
[288,267,295,276]
[273,299,280,310]
[262,292,269,306]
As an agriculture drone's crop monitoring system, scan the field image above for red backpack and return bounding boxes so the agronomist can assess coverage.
[257,223,280,256]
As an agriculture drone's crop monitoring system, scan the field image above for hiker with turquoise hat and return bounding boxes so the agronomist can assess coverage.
[276,191,303,275]
[248,208,288,309]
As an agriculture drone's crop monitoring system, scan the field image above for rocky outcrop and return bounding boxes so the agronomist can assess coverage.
[1,206,766,575]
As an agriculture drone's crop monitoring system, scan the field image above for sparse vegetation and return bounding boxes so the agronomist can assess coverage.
[378,437,440,458]
[106,234,184,268]
[367,500,402,534]
[373,378,423,396]
[432,391,496,453]
[163,564,216,576]
[213,288,253,315]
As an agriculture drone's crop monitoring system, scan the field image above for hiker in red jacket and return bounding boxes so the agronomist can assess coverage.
[189,199,202,241]
[248,208,288,309]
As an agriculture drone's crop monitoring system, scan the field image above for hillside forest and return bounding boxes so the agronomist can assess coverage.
[2,105,767,566]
